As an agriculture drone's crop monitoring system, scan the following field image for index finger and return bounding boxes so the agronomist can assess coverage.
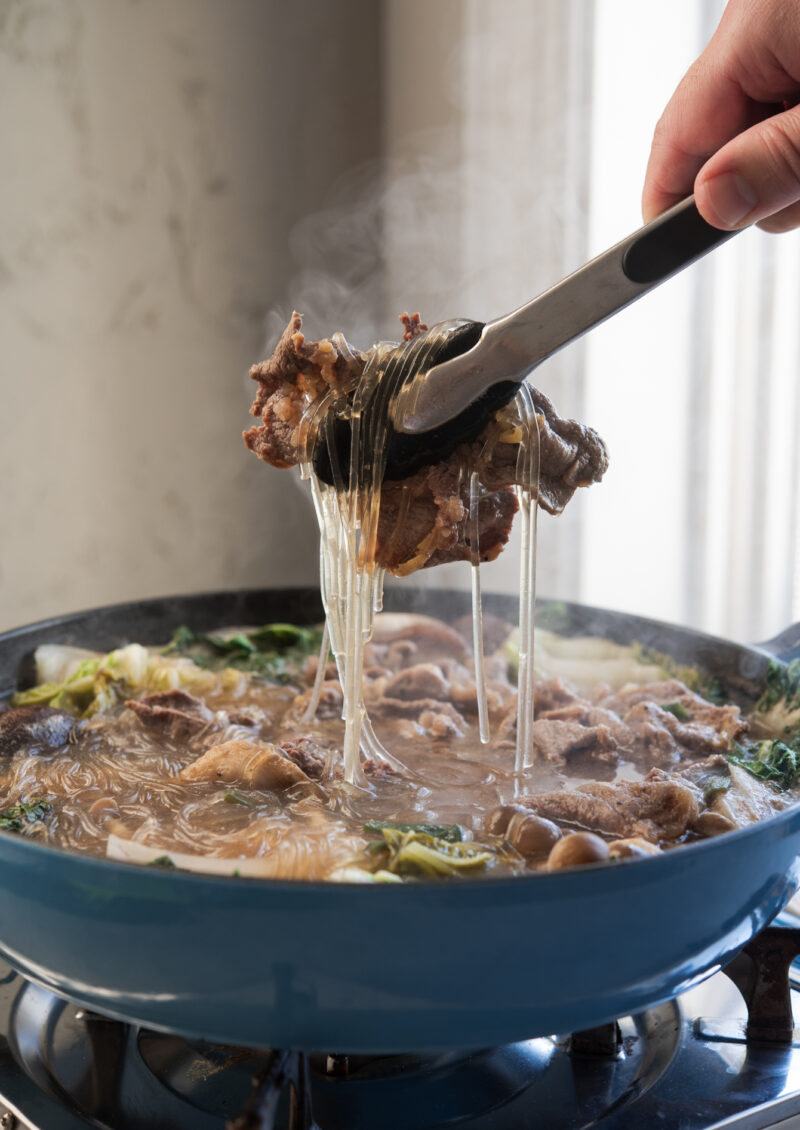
[642,55,758,222]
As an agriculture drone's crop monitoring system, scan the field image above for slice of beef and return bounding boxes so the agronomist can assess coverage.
[370,613,469,663]
[538,703,630,746]
[620,699,737,768]
[479,388,610,515]
[0,705,75,755]
[601,680,747,745]
[277,735,329,779]
[370,695,467,733]
[418,706,466,739]
[533,678,582,716]
[520,769,701,844]
[530,718,619,767]
[290,680,343,722]
[438,659,511,716]
[126,690,214,741]
[374,458,520,576]
[619,702,682,767]
[244,312,607,576]
[243,312,367,470]
[382,664,450,702]
[363,758,405,778]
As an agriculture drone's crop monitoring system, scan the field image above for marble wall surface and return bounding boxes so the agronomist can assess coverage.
[0,0,380,630]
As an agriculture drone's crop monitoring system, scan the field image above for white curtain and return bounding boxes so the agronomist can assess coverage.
[382,0,800,644]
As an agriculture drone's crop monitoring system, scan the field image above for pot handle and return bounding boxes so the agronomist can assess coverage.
[758,623,800,664]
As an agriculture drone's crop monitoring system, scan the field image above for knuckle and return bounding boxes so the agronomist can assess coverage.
[758,114,800,190]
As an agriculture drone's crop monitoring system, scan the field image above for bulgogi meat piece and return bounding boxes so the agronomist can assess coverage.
[244,311,608,575]
[126,690,214,742]
[0,705,75,756]
[519,769,702,844]
[243,312,367,469]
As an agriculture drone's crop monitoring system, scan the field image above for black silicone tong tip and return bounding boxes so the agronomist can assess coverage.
[312,321,517,487]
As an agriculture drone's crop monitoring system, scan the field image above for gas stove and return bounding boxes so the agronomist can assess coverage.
[3,924,800,1130]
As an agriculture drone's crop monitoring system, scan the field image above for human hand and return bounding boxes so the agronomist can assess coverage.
[642,0,800,233]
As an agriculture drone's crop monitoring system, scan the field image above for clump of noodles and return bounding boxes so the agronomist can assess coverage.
[296,331,544,784]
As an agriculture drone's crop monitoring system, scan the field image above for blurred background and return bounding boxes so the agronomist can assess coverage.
[1,0,799,644]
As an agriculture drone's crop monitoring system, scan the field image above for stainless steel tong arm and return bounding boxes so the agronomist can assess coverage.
[395,196,739,435]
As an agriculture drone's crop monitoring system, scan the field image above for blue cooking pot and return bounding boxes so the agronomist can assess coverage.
[0,588,796,1053]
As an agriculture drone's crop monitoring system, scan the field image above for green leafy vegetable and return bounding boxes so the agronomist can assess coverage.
[757,658,800,714]
[661,701,691,721]
[147,854,177,869]
[0,798,52,835]
[162,622,324,682]
[367,827,492,878]
[753,658,800,735]
[363,819,463,843]
[728,738,800,791]
[12,644,158,718]
[536,602,572,634]
[224,791,256,807]
[696,772,731,803]
[631,644,727,705]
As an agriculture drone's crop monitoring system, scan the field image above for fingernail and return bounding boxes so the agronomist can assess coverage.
[704,172,759,227]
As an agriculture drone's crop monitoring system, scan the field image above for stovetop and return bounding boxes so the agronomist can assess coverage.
[4,923,800,1130]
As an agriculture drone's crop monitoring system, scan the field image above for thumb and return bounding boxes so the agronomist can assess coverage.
[695,101,800,232]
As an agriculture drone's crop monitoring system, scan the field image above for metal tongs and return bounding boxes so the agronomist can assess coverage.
[313,197,739,486]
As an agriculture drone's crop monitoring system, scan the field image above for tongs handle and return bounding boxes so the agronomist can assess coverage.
[397,197,738,435]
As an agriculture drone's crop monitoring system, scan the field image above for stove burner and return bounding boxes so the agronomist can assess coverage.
[226,1050,314,1130]
[1,924,800,1129]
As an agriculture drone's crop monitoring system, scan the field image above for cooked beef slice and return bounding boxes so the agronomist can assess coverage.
[289,681,343,722]
[126,690,214,741]
[362,757,405,778]
[618,702,682,767]
[277,735,329,779]
[382,664,450,702]
[478,389,610,515]
[369,695,467,732]
[376,461,519,576]
[368,613,469,664]
[533,678,582,716]
[243,312,367,469]
[0,705,75,755]
[418,705,467,738]
[530,718,619,767]
[438,658,512,716]
[600,680,747,744]
[617,700,740,768]
[180,739,309,791]
[519,769,702,843]
[538,703,630,746]
[244,312,607,575]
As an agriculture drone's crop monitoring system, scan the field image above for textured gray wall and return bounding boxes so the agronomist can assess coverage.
[0,0,380,629]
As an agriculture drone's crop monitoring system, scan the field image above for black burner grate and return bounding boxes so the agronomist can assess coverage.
[2,925,800,1129]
